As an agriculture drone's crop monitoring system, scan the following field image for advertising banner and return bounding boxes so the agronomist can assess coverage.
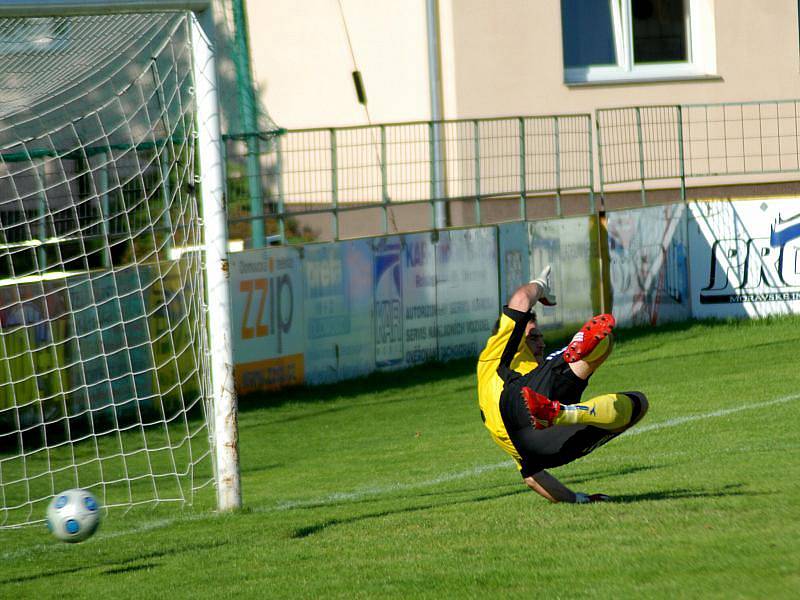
[304,239,374,384]
[373,236,404,369]
[373,232,438,370]
[0,281,69,427]
[400,232,438,367]
[68,270,155,416]
[689,198,800,318]
[528,216,595,329]
[497,222,531,306]
[229,246,304,393]
[606,204,689,327]
[435,228,499,362]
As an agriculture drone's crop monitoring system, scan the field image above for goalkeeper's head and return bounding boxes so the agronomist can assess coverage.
[525,316,545,362]
[491,307,544,361]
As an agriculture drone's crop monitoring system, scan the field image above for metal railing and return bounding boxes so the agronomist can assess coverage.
[223,114,594,245]
[7,100,795,253]
[597,99,800,204]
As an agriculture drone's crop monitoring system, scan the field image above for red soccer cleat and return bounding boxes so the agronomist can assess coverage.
[521,386,561,429]
[563,314,616,364]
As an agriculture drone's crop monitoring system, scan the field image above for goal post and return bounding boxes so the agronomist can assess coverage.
[0,0,240,526]
[190,4,241,513]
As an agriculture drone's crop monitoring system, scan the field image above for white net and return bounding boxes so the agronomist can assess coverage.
[0,11,214,527]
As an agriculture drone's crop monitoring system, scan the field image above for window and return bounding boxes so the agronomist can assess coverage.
[561,0,716,84]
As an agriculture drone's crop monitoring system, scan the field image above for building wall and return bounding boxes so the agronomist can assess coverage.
[246,0,432,129]
[247,0,800,128]
[451,0,800,116]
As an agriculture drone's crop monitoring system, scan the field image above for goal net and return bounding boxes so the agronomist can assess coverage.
[0,4,237,527]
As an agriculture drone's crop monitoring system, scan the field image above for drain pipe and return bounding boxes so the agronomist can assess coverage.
[426,0,447,229]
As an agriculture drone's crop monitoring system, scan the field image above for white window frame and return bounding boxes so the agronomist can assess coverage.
[563,0,716,85]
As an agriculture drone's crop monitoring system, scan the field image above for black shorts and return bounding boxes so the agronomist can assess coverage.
[499,353,634,478]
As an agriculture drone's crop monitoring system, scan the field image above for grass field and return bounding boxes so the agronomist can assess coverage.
[2,316,800,599]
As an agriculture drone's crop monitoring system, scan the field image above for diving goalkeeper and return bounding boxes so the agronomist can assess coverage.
[477,266,648,504]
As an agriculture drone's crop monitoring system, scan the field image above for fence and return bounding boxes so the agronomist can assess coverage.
[597,99,800,204]
[4,100,800,251]
[223,115,595,245]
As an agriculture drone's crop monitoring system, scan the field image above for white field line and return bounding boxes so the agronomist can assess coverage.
[624,392,800,437]
[274,393,800,511]
[4,392,799,557]
[272,460,514,511]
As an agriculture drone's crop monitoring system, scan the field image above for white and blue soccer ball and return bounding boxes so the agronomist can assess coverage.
[46,488,101,543]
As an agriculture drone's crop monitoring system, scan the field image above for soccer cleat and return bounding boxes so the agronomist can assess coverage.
[563,314,616,363]
[521,386,561,429]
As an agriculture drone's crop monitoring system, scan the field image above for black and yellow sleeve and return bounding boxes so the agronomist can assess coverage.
[476,306,532,383]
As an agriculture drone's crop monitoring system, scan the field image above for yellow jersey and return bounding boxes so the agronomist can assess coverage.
[476,308,538,467]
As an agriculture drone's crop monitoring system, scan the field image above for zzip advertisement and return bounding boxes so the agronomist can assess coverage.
[689,198,800,318]
[229,246,305,393]
[528,216,596,329]
[606,204,689,327]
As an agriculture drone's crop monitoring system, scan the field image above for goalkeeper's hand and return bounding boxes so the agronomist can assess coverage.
[574,492,611,504]
[530,265,557,306]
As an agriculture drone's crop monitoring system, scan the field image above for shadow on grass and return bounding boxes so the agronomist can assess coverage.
[0,540,227,585]
[608,483,761,504]
[594,314,800,346]
[101,562,158,575]
[612,337,793,368]
[290,487,528,539]
[238,357,478,417]
[238,315,800,416]
[240,462,284,475]
[288,481,759,537]
[562,463,668,486]
[243,390,435,428]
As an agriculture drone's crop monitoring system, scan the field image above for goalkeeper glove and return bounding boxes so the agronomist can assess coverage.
[530,265,557,306]
[574,492,611,504]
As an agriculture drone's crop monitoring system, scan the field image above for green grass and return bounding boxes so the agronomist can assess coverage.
[2,316,800,599]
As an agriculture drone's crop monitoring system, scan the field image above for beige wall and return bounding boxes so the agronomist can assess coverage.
[248,0,800,127]
[448,0,800,117]
[246,0,432,129]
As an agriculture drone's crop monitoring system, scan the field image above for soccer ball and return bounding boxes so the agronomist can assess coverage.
[46,488,101,543]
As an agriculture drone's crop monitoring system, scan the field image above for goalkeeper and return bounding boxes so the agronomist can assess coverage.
[477,266,648,504]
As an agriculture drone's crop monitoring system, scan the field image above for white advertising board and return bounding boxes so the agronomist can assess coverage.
[528,216,595,329]
[689,198,800,318]
[304,240,375,384]
[373,236,404,369]
[606,204,689,327]
[229,246,305,393]
[400,232,438,367]
[373,233,439,370]
[435,228,499,361]
[497,222,531,306]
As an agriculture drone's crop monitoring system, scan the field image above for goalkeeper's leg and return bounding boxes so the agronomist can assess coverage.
[563,314,616,380]
[524,389,649,432]
[554,391,648,432]
[508,392,649,474]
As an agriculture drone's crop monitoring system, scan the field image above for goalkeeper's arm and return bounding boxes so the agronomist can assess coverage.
[507,266,557,313]
[524,471,610,504]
